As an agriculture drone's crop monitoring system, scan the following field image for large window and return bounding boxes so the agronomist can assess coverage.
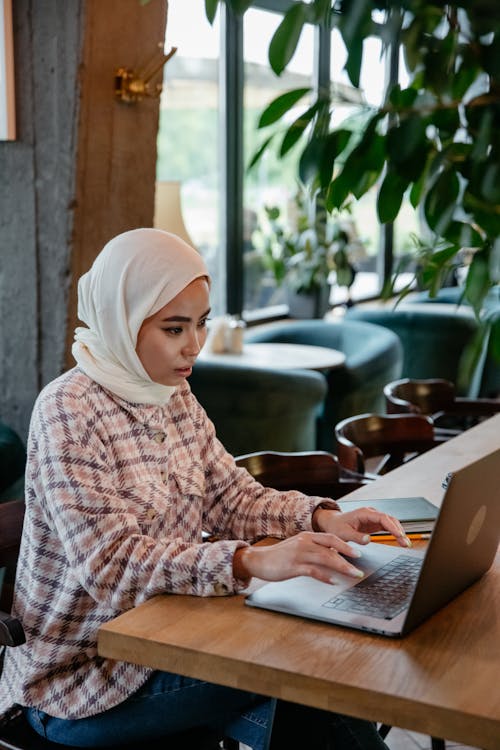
[243,7,315,313]
[155,0,223,314]
[156,1,413,319]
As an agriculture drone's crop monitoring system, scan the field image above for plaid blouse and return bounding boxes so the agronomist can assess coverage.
[0,368,330,720]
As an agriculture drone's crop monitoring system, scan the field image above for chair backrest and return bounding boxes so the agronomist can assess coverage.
[384,377,500,431]
[0,422,26,500]
[0,500,25,613]
[244,319,403,452]
[384,378,457,415]
[235,450,368,498]
[335,413,439,475]
[189,361,327,455]
[345,304,479,391]
[0,500,26,648]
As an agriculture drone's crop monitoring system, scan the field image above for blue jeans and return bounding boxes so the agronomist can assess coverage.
[25,670,389,750]
[25,670,274,749]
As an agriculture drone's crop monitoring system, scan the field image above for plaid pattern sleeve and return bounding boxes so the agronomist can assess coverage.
[0,368,336,721]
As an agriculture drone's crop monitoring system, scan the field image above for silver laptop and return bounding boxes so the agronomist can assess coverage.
[246,448,500,637]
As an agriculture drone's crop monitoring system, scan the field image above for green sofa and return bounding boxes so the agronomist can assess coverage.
[245,319,403,452]
[345,304,479,394]
[188,361,328,456]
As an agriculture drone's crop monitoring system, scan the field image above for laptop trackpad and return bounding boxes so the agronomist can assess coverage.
[246,543,423,624]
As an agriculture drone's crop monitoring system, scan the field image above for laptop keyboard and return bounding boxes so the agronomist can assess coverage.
[322,555,423,620]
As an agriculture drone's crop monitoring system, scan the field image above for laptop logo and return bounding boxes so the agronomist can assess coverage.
[466,505,487,546]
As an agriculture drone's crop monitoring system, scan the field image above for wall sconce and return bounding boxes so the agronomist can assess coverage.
[115,46,177,104]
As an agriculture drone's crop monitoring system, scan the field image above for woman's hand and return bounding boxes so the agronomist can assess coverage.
[233,531,366,585]
[312,506,411,547]
[233,507,411,586]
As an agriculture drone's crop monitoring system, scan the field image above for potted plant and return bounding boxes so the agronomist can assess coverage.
[209,0,500,377]
[252,187,358,318]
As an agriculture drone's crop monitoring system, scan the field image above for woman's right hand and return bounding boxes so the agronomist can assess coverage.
[233,531,365,586]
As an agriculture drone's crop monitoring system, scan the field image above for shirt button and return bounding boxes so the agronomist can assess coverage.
[153,432,165,444]
[160,471,168,483]
[146,508,156,520]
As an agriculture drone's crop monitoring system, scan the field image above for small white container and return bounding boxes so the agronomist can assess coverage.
[227,315,246,354]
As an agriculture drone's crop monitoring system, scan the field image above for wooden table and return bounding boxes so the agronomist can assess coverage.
[98,415,500,750]
[198,342,346,371]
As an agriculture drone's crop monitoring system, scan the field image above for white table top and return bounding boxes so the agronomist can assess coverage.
[198,342,346,372]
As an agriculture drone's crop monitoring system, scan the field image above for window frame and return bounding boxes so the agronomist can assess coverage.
[220,0,398,319]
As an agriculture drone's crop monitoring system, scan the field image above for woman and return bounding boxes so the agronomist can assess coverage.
[0,229,408,748]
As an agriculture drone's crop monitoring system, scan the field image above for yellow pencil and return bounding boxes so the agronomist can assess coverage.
[371,532,431,541]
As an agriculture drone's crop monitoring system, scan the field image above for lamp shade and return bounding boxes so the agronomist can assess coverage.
[154,180,195,247]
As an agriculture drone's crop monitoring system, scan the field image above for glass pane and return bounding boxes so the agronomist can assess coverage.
[391,47,420,281]
[329,28,387,304]
[155,1,223,314]
[243,8,315,315]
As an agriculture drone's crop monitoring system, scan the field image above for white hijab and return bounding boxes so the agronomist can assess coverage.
[72,228,209,405]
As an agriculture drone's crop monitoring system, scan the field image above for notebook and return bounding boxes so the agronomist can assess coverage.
[246,448,500,637]
[337,496,439,533]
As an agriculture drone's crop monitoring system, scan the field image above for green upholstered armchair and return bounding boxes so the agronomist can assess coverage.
[410,284,500,312]
[0,422,26,503]
[345,304,479,393]
[245,319,403,452]
[478,308,500,399]
[188,361,328,456]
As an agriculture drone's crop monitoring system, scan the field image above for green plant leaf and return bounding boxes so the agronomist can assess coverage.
[433,108,461,140]
[247,134,276,171]
[424,169,460,235]
[478,162,500,204]
[319,129,352,188]
[464,250,492,316]
[350,133,386,196]
[298,137,325,185]
[344,38,363,89]
[258,88,311,128]
[280,102,320,157]
[224,0,254,14]
[389,84,418,109]
[471,109,493,162]
[204,0,219,24]
[339,0,372,46]
[386,115,429,183]
[452,59,480,100]
[377,170,409,224]
[490,315,500,362]
[442,221,483,249]
[482,31,500,78]
[326,170,351,212]
[409,169,426,208]
[456,326,488,393]
[309,0,332,25]
[418,242,460,295]
[269,3,308,76]
[401,19,421,73]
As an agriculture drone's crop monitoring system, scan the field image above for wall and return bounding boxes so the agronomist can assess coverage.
[0,0,167,440]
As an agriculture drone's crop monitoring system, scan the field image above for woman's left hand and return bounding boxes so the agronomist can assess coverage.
[312,506,411,548]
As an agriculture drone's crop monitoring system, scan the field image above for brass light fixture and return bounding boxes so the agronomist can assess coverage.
[115,46,177,104]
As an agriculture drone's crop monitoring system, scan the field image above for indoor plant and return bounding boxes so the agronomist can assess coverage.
[253,187,358,317]
[208,0,500,377]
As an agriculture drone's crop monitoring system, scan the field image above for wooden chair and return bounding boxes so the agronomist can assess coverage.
[235,450,369,498]
[0,500,235,750]
[384,377,500,435]
[334,413,443,477]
